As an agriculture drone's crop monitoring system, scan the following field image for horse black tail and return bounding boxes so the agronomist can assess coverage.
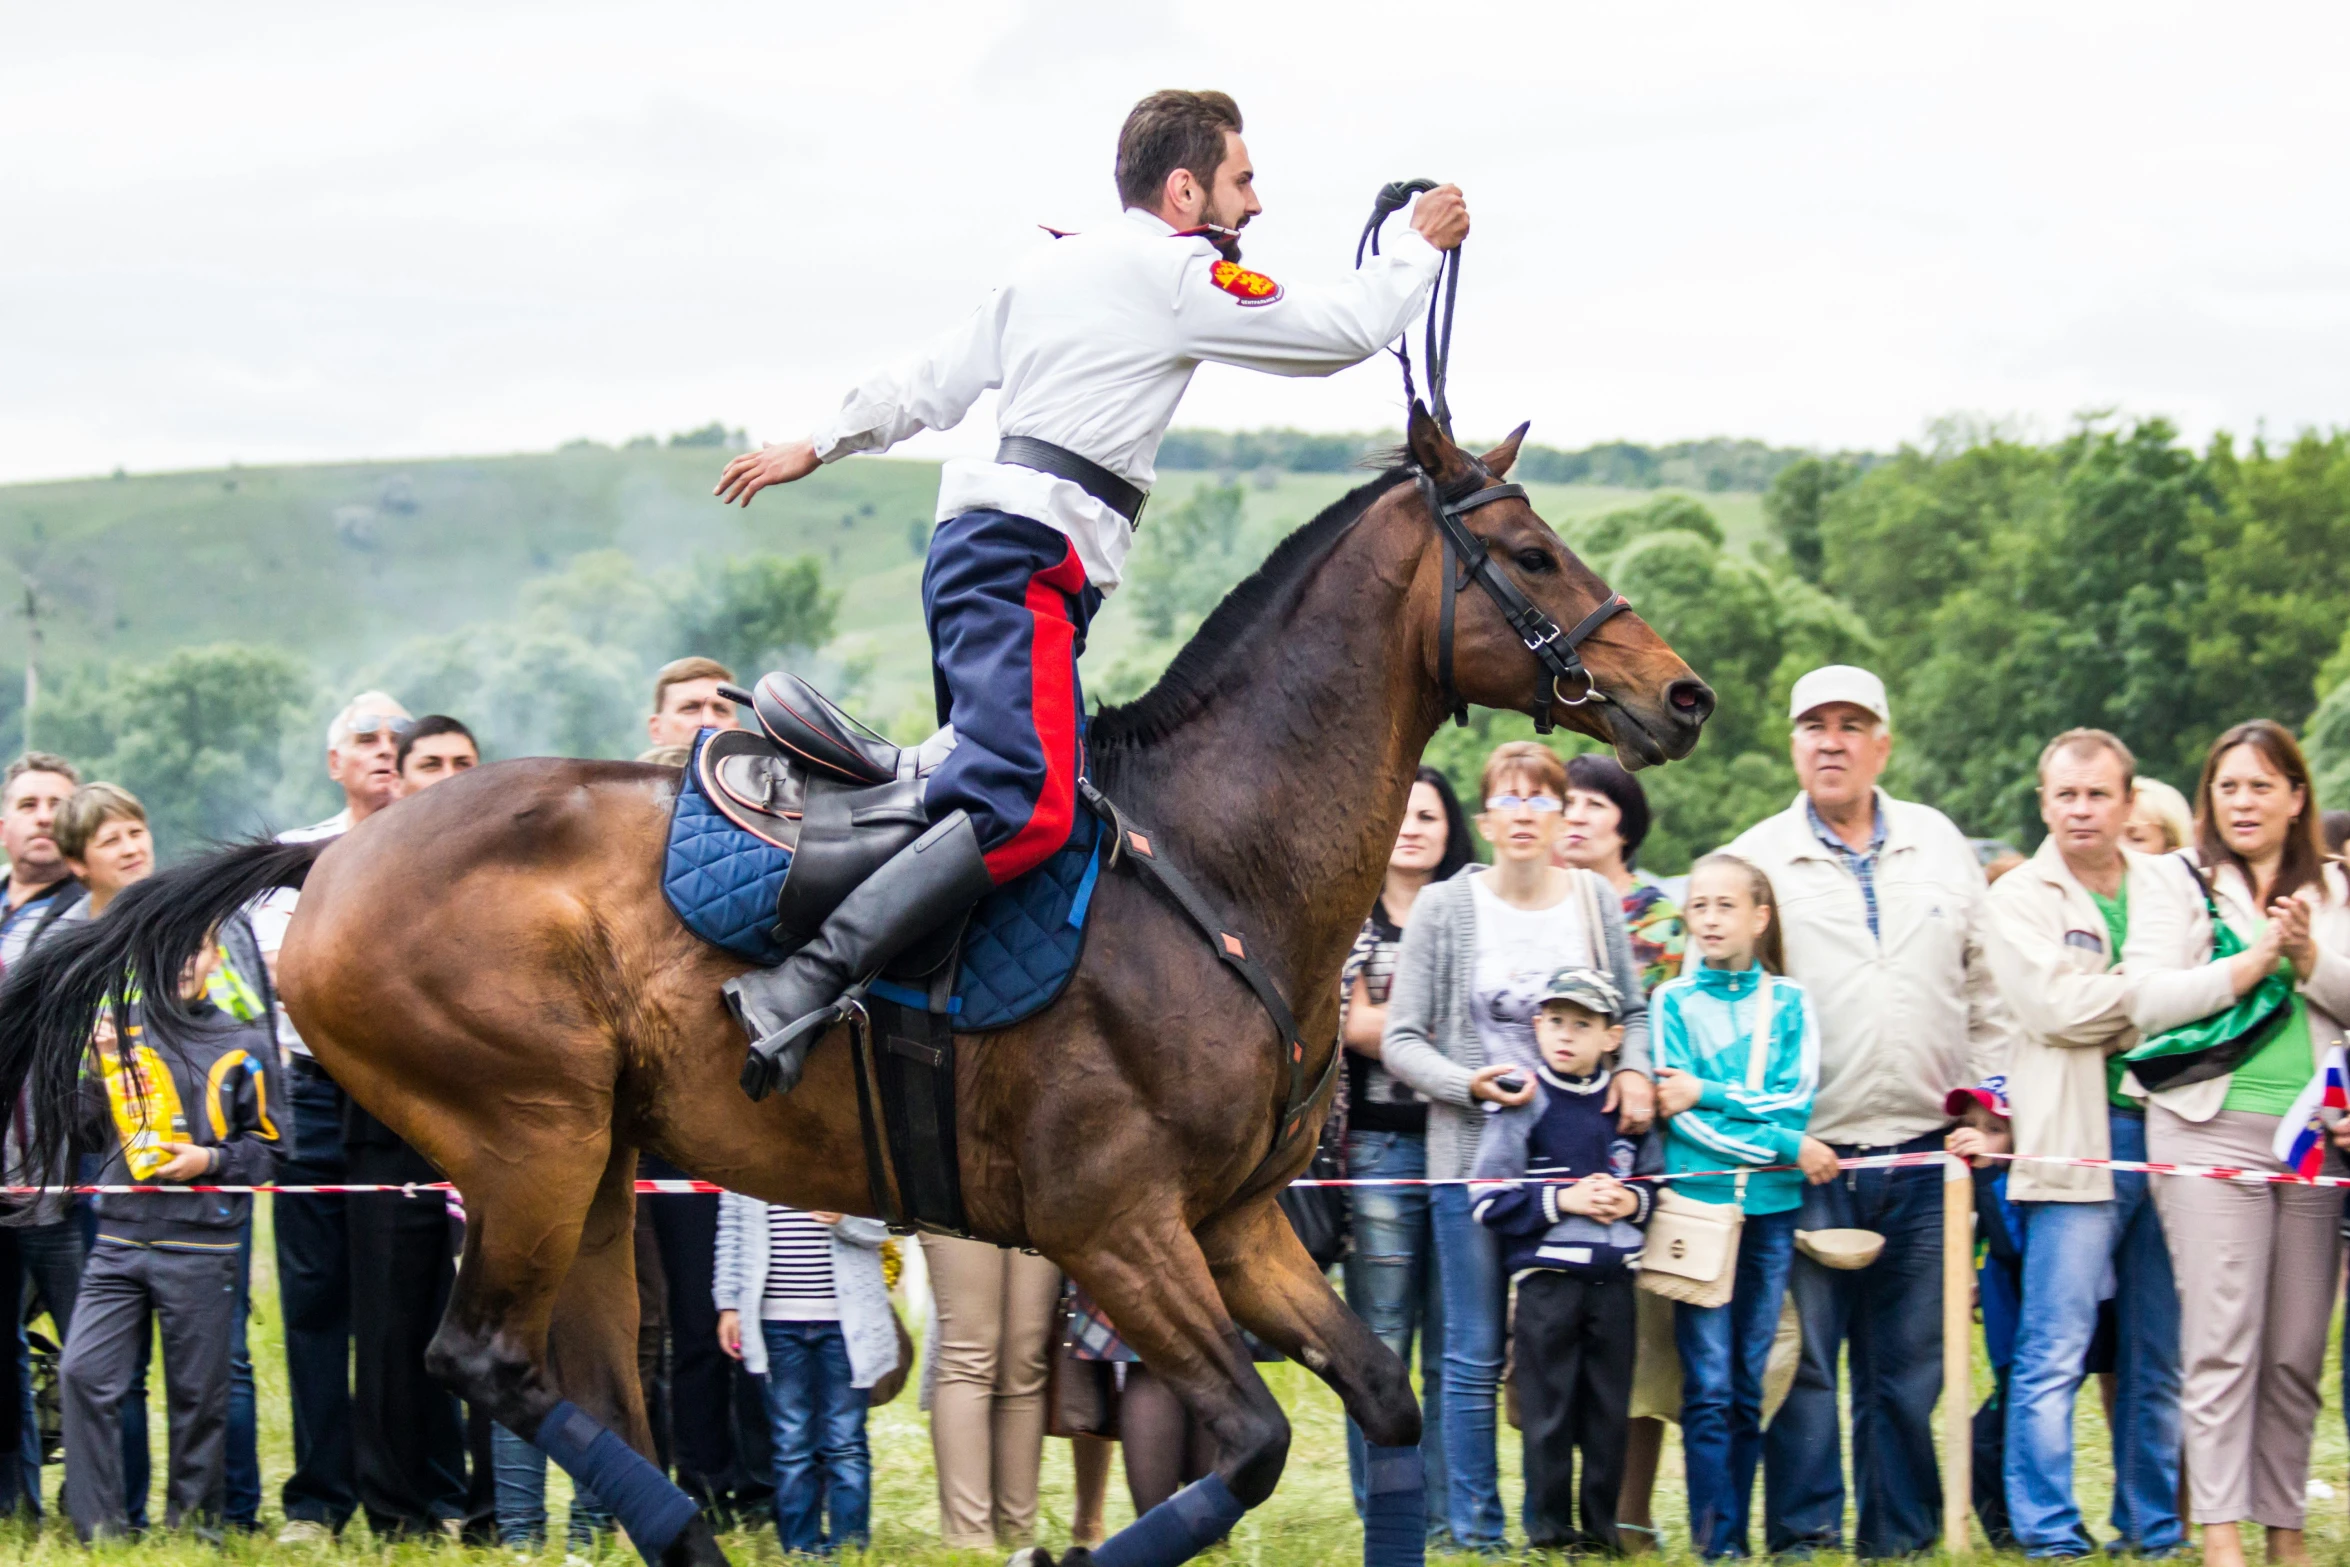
[0,837,327,1186]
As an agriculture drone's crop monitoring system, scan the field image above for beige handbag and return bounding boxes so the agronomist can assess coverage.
[1638,975,1775,1310]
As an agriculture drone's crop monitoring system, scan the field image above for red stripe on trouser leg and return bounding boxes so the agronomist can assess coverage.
[981,541,1091,884]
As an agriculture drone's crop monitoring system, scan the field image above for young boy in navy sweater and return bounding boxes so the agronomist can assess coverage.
[1471,967,1661,1555]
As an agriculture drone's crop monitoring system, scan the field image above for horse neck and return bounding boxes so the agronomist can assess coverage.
[1099,498,1442,985]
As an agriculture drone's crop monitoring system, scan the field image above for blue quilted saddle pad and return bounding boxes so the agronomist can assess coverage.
[664,728,1104,1029]
[662,731,792,967]
[871,808,1103,1032]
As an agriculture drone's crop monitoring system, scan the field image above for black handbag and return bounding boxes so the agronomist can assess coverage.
[1277,1124,1351,1270]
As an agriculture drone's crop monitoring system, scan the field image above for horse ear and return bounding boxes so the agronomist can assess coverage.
[1481,422,1530,480]
[1405,401,1457,476]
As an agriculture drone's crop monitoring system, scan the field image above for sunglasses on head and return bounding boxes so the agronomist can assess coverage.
[1485,793,1563,814]
[346,713,414,741]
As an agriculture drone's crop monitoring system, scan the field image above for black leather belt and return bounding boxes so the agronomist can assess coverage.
[996,436,1148,526]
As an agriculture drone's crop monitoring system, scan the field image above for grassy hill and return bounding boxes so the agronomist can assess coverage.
[0,445,1764,745]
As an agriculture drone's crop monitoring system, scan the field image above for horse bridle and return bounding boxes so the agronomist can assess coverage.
[1362,181,1632,736]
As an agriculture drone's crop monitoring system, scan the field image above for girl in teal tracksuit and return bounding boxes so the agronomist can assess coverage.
[1650,853,1836,1559]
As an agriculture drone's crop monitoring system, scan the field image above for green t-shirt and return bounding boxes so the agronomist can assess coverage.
[2223,956,2315,1117]
[2088,886,2134,1108]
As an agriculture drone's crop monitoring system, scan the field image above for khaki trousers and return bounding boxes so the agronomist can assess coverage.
[921,1235,1061,1547]
[2147,1105,2343,1528]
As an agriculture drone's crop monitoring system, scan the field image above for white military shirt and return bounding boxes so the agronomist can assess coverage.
[808,208,1445,591]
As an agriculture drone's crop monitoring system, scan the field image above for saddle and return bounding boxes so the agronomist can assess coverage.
[698,675,960,955]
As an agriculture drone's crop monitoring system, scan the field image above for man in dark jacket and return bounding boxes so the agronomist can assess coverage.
[59,943,278,1540]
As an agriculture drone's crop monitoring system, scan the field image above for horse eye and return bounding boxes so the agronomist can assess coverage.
[1514,548,1553,574]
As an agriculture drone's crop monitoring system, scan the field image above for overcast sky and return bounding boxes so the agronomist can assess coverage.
[8,1,2349,483]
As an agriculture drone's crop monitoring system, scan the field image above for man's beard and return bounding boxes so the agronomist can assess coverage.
[1199,206,1246,263]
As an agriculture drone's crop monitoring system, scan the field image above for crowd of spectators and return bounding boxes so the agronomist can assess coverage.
[3,652,2350,1564]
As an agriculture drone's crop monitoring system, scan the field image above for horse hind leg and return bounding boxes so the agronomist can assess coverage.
[1197,1199,1427,1567]
[426,1138,726,1567]
[1041,1209,1291,1567]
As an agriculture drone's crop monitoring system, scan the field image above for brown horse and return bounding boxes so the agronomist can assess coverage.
[0,408,1710,1566]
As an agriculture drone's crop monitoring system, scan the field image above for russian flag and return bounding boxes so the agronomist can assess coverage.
[2272,1045,2350,1178]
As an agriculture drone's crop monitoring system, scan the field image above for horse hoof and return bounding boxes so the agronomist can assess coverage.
[658,1513,730,1567]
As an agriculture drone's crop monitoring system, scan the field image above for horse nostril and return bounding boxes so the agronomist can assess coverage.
[1668,679,1715,722]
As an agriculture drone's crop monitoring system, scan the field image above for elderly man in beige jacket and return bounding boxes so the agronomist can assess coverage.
[1982,729,2273,1559]
[1724,665,2016,1559]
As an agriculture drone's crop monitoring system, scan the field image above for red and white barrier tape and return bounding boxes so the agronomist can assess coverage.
[9,1148,2342,1198]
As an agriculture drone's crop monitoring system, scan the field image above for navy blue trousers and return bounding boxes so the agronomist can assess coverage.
[921,510,1100,885]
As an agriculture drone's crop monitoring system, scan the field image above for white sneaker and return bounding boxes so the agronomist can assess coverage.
[275,1520,336,1546]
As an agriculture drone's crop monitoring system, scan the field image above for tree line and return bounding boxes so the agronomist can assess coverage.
[23,551,838,856]
[1127,419,2350,871]
[1154,428,1881,493]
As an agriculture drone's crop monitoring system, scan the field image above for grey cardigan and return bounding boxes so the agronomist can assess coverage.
[1380,865,1653,1181]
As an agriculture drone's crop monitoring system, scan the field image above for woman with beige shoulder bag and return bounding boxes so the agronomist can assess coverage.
[1648,854,1840,1560]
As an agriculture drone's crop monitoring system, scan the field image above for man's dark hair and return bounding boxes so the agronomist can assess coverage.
[1115,90,1243,210]
[397,715,478,772]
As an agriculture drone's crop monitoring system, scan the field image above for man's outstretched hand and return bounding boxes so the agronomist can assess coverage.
[1410,185,1470,252]
[715,439,821,507]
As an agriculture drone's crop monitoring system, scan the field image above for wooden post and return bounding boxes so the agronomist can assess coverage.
[1943,1150,1974,1557]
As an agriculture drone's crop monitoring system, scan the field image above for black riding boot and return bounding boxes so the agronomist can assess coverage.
[727,810,993,1101]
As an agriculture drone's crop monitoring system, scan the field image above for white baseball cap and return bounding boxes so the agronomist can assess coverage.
[1788,665,1890,726]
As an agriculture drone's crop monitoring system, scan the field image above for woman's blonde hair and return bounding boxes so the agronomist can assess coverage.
[1687,852,1786,975]
[2129,776,2194,854]
[1478,740,1566,804]
[53,782,146,863]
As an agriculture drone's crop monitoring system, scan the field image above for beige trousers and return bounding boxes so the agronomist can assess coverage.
[2147,1105,2343,1528]
[921,1235,1062,1548]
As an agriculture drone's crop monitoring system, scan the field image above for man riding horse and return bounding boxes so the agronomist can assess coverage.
[711,88,1471,1101]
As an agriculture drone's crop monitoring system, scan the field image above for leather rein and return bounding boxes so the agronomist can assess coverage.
[1361,182,1631,735]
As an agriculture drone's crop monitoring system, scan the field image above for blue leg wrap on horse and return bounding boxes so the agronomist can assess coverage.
[1090,1473,1246,1567]
[534,1401,697,1562]
[1362,1445,1426,1567]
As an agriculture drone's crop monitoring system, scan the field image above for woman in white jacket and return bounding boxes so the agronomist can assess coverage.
[2123,721,2346,1567]
[714,1193,898,1553]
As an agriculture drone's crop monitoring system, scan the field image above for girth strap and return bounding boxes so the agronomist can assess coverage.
[1078,779,1338,1193]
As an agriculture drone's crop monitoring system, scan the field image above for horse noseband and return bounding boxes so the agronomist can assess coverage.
[1418,466,1631,735]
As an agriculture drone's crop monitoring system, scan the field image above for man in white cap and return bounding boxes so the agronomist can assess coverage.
[1723,665,2015,1559]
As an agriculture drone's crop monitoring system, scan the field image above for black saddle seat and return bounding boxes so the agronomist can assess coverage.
[726,673,901,788]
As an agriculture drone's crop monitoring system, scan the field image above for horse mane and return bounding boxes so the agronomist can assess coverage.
[1088,466,1415,754]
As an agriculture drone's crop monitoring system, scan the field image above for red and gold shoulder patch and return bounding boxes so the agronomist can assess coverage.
[1210,259,1283,306]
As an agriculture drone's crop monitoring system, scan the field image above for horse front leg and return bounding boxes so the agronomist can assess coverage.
[1197,1197,1427,1567]
[427,1135,726,1567]
[1040,1206,1291,1567]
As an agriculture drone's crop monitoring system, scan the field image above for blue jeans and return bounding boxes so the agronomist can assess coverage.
[490,1424,612,1547]
[2006,1113,2182,1556]
[760,1321,870,1554]
[1764,1134,1947,1558]
[1342,1130,1448,1536]
[1677,1208,1800,1559]
[1429,1181,1507,1548]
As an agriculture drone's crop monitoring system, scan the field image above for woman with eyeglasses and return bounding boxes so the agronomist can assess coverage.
[1383,741,1656,1551]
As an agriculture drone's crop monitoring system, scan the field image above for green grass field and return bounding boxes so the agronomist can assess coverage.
[3,1197,2344,1565]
